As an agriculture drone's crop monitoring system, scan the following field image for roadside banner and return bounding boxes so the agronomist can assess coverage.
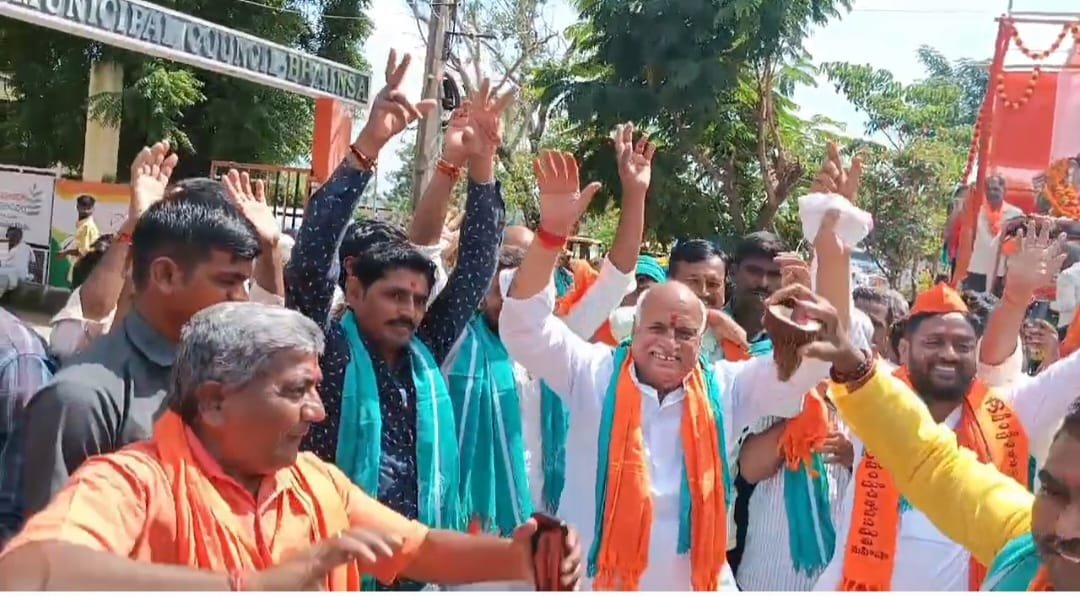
[0,168,56,246]
[51,180,129,287]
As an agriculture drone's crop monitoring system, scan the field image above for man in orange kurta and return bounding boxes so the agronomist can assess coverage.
[0,303,582,591]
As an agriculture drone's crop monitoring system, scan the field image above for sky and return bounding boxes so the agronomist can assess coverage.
[359,0,1080,195]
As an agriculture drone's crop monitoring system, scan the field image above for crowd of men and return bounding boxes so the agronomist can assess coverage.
[0,49,1077,591]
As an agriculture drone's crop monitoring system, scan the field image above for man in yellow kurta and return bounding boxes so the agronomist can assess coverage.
[804,328,1079,590]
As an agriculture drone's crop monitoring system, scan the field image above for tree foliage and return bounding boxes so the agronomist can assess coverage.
[543,0,852,242]
[822,46,988,293]
[0,0,371,178]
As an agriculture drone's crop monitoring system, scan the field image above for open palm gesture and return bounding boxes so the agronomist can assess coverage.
[613,122,656,199]
[443,78,515,164]
[533,150,602,236]
[223,169,280,246]
[470,78,514,158]
[129,140,178,220]
[354,50,438,157]
[1004,217,1067,298]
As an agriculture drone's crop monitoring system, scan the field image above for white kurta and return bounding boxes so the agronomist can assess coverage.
[499,279,838,591]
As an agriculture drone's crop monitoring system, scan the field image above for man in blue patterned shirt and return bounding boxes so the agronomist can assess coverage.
[0,307,55,544]
[286,55,508,590]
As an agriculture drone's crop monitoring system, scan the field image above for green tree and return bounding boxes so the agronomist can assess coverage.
[822,46,987,293]
[541,0,851,242]
[0,0,370,177]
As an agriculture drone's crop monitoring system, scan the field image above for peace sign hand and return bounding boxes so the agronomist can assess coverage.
[533,151,602,237]
[810,142,864,203]
[613,122,656,203]
[354,50,438,158]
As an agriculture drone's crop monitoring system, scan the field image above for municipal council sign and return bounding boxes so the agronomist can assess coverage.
[1,0,371,106]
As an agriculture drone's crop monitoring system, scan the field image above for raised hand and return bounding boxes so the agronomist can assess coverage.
[468,78,515,160]
[810,142,864,203]
[129,140,178,221]
[354,50,438,159]
[533,150,602,237]
[248,529,405,590]
[613,122,656,200]
[813,208,851,261]
[770,283,863,371]
[1003,218,1067,300]
[442,103,474,166]
[223,169,280,247]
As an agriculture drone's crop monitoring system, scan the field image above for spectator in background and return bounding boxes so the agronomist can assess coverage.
[59,195,101,282]
[48,235,114,363]
[965,174,1024,293]
[1051,243,1080,339]
[0,228,32,298]
[0,306,56,544]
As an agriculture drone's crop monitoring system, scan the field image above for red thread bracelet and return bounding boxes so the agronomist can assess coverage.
[349,145,378,171]
[436,158,463,180]
[536,227,567,250]
[114,231,133,245]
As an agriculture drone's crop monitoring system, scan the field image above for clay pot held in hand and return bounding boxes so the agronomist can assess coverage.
[762,300,823,381]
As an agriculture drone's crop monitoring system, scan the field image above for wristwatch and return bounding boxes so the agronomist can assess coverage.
[829,349,874,384]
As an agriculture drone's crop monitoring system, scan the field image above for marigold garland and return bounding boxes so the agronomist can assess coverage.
[1044,158,1080,220]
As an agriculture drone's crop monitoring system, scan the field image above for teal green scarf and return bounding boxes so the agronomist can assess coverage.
[336,311,463,588]
[539,272,576,513]
[587,346,732,575]
[554,266,574,297]
[983,533,1043,590]
[446,314,533,535]
[635,255,666,283]
[729,335,836,577]
[783,453,836,576]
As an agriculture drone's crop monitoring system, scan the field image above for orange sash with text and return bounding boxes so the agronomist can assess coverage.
[839,367,1030,591]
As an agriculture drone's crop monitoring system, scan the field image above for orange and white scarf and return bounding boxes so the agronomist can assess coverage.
[587,346,730,590]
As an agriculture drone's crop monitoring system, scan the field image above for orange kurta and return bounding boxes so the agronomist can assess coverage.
[1,412,428,589]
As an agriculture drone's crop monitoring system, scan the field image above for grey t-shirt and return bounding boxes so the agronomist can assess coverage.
[20,309,174,516]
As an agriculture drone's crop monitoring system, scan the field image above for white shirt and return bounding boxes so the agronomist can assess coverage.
[814,345,1080,591]
[737,409,853,591]
[968,203,1024,276]
[500,280,835,591]
[1052,261,1080,327]
[0,242,31,280]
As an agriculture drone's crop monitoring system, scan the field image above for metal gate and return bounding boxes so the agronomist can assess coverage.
[209,161,312,234]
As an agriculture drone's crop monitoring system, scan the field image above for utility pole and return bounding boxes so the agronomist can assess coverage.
[410,1,452,207]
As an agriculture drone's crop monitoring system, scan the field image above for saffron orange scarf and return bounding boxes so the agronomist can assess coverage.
[154,411,357,590]
[588,347,729,590]
[839,368,1030,591]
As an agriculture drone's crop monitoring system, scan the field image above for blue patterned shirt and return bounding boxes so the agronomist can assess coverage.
[286,159,504,531]
[0,307,56,543]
